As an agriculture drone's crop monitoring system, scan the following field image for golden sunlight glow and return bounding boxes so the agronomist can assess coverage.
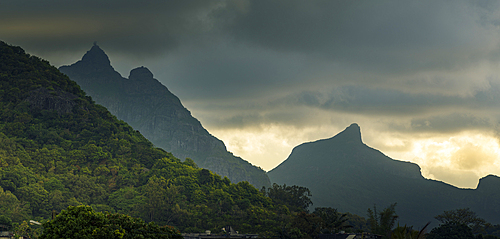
[399,133,500,189]
[209,124,340,171]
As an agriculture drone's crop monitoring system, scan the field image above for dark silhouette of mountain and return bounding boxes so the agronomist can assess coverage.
[268,123,500,227]
[59,44,270,188]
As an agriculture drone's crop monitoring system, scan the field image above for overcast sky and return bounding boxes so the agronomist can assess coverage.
[3,0,500,188]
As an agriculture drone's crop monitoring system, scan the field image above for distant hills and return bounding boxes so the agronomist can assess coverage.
[268,123,500,227]
[59,44,270,188]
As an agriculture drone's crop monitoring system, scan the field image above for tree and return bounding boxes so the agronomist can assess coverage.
[0,215,12,230]
[368,203,398,238]
[263,183,312,213]
[391,222,430,239]
[40,205,182,239]
[287,212,322,239]
[434,208,487,234]
[142,175,181,224]
[313,207,352,233]
[427,222,474,239]
[14,220,43,239]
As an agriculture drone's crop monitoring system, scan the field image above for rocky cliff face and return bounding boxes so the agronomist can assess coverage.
[25,87,79,114]
[60,44,270,188]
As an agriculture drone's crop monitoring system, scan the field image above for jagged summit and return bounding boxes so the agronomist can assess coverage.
[129,66,154,80]
[60,43,121,81]
[81,43,111,67]
[333,123,362,144]
[477,174,500,191]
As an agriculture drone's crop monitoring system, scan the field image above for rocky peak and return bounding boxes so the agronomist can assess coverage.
[129,66,154,81]
[80,42,112,69]
[335,123,362,144]
[477,174,500,191]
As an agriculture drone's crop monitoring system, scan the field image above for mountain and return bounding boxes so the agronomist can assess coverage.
[59,44,270,188]
[0,41,281,234]
[268,123,500,227]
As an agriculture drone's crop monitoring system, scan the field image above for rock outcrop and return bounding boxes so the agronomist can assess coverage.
[25,87,79,114]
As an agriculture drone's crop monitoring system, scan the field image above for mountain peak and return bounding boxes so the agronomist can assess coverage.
[81,43,111,67]
[477,174,500,191]
[334,123,362,144]
[129,66,153,80]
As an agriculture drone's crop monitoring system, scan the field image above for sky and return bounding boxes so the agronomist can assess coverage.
[3,0,500,189]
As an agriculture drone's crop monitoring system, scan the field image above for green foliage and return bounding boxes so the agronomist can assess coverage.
[0,215,12,230]
[14,220,44,239]
[344,212,370,232]
[40,205,182,239]
[368,203,398,238]
[313,207,352,233]
[427,222,475,239]
[391,222,430,239]
[0,186,30,222]
[435,208,487,234]
[262,183,312,213]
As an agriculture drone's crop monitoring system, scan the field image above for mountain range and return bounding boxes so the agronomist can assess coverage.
[59,44,270,188]
[268,123,500,227]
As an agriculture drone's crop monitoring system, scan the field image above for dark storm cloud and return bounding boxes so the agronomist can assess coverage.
[0,0,224,57]
[4,0,500,134]
[278,83,500,115]
[195,81,500,131]
[390,114,493,134]
[224,0,500,72]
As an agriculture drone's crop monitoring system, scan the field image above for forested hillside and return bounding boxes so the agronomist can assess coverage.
[0,41,283,235]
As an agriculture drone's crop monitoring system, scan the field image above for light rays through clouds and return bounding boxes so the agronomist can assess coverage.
[4,0,500,188]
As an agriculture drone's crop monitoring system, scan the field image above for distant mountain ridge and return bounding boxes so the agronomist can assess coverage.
[59,44,270,188]
[268,123,500,227]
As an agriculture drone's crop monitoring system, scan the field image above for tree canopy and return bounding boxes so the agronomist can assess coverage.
[367,203,398,238]
[434,208,487,234]
[40,205,182,239]
[427,222,475,239]
[262,183,312,213]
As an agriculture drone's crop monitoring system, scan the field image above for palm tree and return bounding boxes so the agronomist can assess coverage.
[367,203,398,238]
[313,207,352,233]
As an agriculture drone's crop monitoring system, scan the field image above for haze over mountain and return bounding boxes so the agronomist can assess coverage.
[268,123,500,227]
[59,44,270,188]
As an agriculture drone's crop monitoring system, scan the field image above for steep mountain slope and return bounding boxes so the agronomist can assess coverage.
[0,41,281,234]
[268,123,500,227]
[59,44,270,188]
